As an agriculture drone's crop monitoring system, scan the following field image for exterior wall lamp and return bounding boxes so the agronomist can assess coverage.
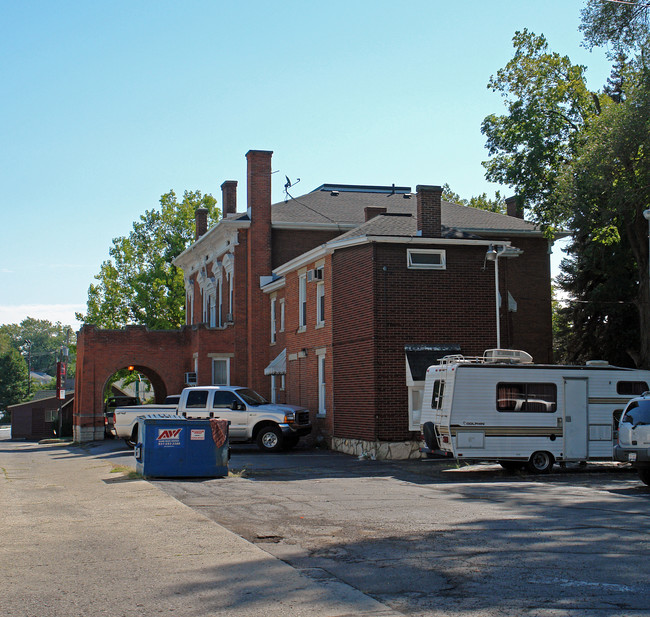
[485,244,523,349]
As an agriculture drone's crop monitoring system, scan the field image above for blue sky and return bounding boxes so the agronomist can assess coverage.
[1,1,612,329]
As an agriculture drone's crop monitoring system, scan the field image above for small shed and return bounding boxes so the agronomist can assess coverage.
[8,394,74,440]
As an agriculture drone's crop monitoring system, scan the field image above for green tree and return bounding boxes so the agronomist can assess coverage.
[0,318,75,376]
[481,29,598,233]
[0,334,28,414]
[555,63,650,366]
[78,190,219,329]
[482,13,650,366]
[441,183,506,214]
[580,0,650,55]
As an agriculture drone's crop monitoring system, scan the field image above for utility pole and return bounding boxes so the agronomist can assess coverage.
[24,340,32,398]
[56,329,71,437]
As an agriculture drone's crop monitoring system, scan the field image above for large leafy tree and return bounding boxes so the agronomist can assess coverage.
[556,64,650,366]
[481,29,598,233]
[0,318,75,376]
[0,334,28,413]
[442,183,507,214]
[482,7,650,367]
[580,0,650,55]
[79,190,219,329]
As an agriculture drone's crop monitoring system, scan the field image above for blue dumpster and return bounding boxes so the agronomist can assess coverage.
[134,415,229,478]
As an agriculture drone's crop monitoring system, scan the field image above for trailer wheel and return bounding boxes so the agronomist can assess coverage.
[638,468,650,486]
[422,422,439,451]
[527,451,554,474]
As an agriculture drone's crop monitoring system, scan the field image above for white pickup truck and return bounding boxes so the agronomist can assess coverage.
[111,385,312,452]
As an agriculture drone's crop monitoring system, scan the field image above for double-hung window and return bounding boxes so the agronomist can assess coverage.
[270,297,277,344]
[316,281,325,326]
[299,273,307,329]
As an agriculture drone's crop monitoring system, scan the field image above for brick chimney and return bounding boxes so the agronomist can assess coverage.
[365,206,387,221]
[195,207,208,240]
[506,195,524,219]
[416,185,443,237]
[246,150,273,396]
[221,180,237,218]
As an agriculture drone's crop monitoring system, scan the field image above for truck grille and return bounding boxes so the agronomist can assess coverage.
[296,411,310,425]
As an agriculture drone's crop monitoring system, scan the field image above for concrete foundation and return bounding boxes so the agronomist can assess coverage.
[331,436,424,460]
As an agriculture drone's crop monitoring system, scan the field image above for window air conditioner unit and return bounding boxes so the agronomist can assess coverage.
[184,372,197,385]
[307,268,323,282]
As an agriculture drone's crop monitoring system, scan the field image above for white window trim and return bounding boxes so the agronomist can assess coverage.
[299,273,307,330]
[270,296,277,344]
[316,281,325,327]
[211,357,231,385]
[317,349,326,417]
[279,298,285,332]
[407,248,446,270]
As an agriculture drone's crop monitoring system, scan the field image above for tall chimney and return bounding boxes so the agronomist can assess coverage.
[506,195,524,219]
[416,185,443,237]
[195,207,208,240]
[221,180,237,218]
[246,150,273,396]
[365,206,387,221]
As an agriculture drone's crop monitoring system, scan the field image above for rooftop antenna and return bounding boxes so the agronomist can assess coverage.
[284,176,301,202]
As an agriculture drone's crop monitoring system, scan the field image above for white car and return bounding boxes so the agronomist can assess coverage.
[614,392,650,485]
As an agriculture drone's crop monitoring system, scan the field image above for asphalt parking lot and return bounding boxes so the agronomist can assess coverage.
[5,430,650,617]
[140,443,650,617]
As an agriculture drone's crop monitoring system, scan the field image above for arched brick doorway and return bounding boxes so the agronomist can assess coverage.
[73,325,193,442]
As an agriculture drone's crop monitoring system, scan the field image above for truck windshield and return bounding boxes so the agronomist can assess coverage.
[236,388,268,406]
[621,400,650,426]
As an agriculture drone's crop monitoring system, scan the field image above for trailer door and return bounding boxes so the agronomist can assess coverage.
[563,377,588,459]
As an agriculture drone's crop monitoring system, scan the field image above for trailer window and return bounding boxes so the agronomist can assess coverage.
[431,380,445,410]
[616,381,648,395]
[496,383,556,412]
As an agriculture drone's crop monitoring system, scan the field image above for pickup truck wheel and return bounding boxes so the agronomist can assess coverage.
[527,451,554,474]
[124,428,138,449]
[256,426,282,452]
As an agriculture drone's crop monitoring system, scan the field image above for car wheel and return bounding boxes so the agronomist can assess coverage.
[638,468,650,486]
[256,425,283,452]
[527,451,554,474]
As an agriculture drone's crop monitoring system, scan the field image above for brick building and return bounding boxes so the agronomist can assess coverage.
[74,149,555,457]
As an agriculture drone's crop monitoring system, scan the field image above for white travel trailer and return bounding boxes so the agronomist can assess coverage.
[420,349,650,473]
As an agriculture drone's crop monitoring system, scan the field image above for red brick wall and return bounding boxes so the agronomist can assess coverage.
[282,255,333,439]
[328,238,552,443]
[331,245,377,441]
[271,228,340,269]
[498,236,553,362]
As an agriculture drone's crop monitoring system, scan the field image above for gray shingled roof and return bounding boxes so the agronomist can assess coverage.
[271,188,539,235]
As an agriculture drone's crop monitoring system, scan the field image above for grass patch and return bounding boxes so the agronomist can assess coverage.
[228,467,248,478]
[111,464,142,480]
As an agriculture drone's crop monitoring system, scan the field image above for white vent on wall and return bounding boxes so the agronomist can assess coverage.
[184,372,197,385]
